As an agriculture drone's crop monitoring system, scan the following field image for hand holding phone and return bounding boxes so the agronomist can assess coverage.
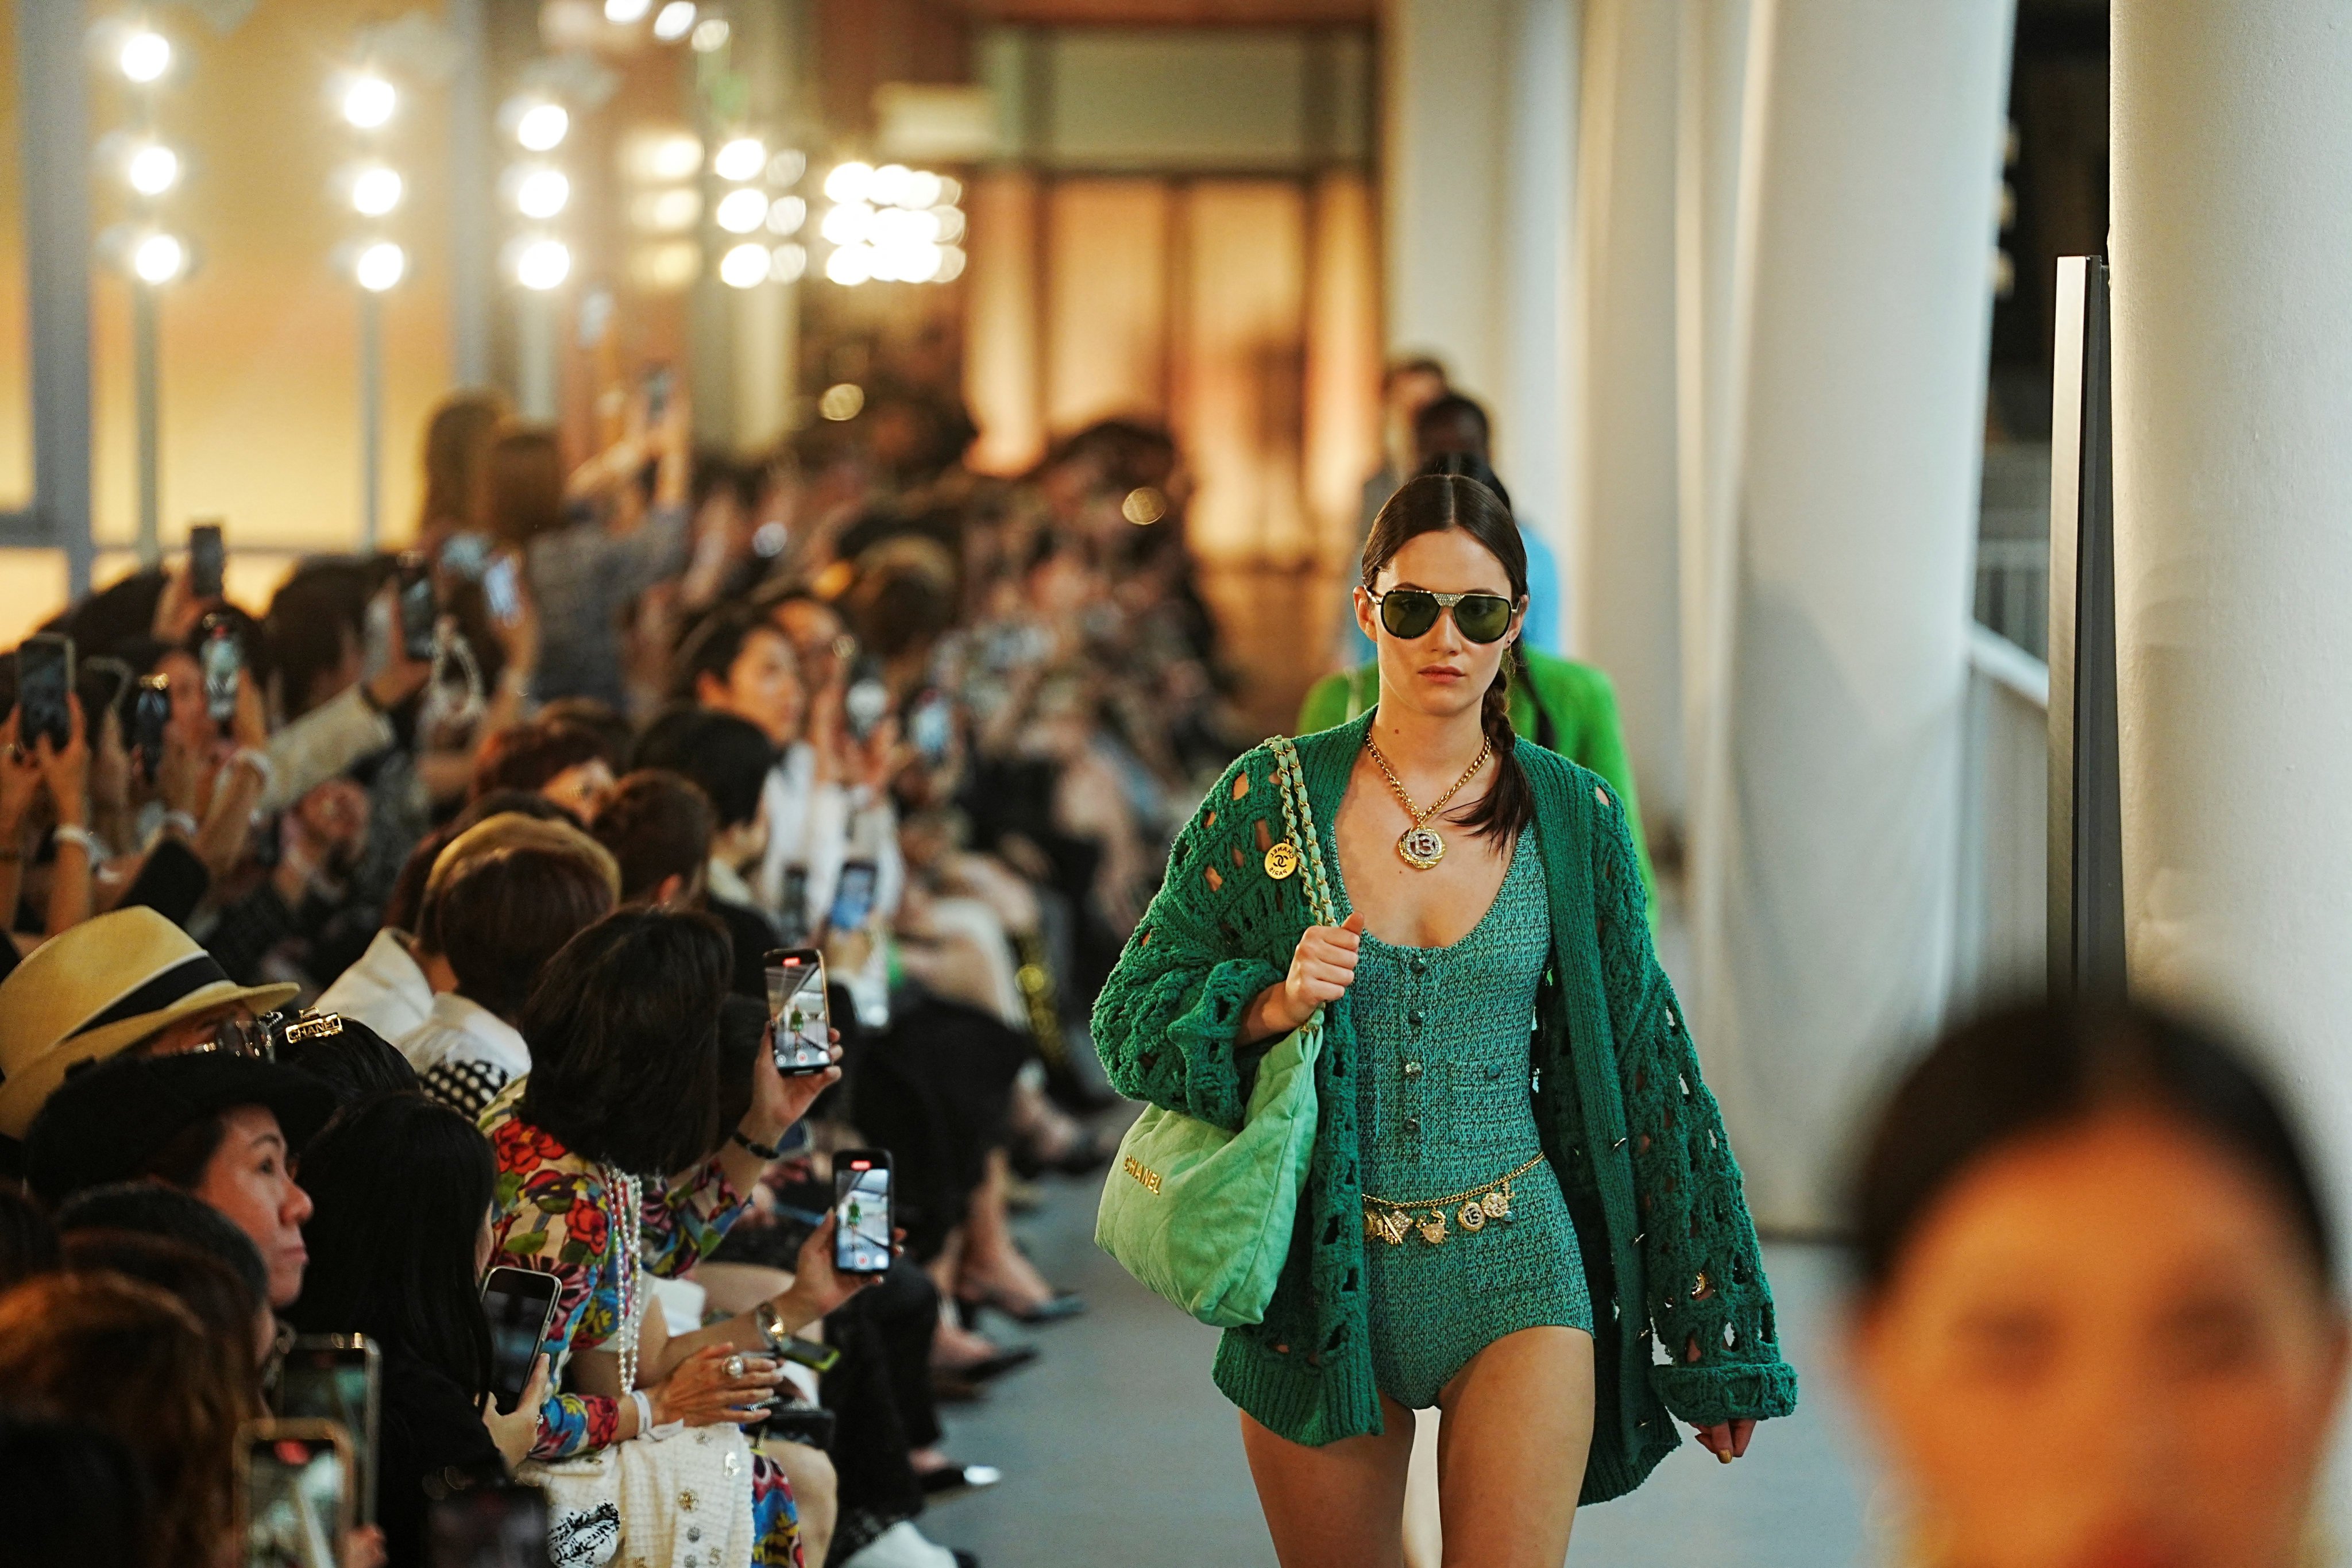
[273,1335,382,1527]
[189,521,226,602]
[199,615,243,732]
[14,634,74,754]
[832,1150,895,1276]
[237,1418,355,1567]
[480,1268,561,1416]
[396,551,439,661]
[132,675,172,784]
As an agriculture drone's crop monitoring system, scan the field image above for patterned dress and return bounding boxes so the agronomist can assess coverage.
[481,1083,802,1567]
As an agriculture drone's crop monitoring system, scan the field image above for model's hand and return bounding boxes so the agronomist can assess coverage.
[1692,1419,1756,1463]
[1246,913,1365,1042]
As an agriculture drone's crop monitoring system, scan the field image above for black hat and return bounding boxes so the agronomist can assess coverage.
[22,1052,338,1206]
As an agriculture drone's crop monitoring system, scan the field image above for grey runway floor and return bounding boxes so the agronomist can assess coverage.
[918,1171,1877,1568]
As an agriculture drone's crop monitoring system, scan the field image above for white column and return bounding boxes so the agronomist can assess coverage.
[1691,0,2013,1229]
[1380,0,1509,405]
[1573,0,1683,820]
[2111,2,2352,1233]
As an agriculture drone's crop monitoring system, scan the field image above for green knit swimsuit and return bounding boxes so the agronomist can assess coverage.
[1334,829,1592,1410]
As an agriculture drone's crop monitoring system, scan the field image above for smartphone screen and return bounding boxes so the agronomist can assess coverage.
[200,616,242,727]
[482,557,521,626]
[909,690,953,762]
[827,861,878,935]
[481,1267,561,1416]
[764,948,831,1075]
[190,522,226,601]
[397,552,438,660]
[833,1152,894,1275]
[133,674,171,781]
[275,1337,380,1526]
[238,1419,353,1568]
[426,1482,553,1568]
[439,532,491,580]
[15,634,74,752]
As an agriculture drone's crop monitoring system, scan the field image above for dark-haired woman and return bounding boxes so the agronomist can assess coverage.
[482,909,870,1567]
[1850,999,2349,1567]
[291,1093,547,1567]
[1093,473,1794,1564]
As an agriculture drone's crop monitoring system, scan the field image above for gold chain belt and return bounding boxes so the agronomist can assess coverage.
[1362,1153,1546,1248]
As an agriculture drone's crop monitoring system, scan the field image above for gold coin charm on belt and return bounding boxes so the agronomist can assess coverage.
[1264,840,1300,880]
[1457,1199,1486,1232]
[1482,1187,1511,1221]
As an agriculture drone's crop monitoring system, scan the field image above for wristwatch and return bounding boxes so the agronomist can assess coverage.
[752,1299,790,1353]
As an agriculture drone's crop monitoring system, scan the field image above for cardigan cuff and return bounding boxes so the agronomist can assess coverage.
[1167,956,1285,1130]
[1647,1358,1800,1428]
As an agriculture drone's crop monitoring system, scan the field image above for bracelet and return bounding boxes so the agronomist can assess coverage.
[629,1388,654,1434]
[160,810,199,841]
[731,1126,783,1160]
[50,824,98,858]
[229,747,276,794]
[752,1299,791,1353]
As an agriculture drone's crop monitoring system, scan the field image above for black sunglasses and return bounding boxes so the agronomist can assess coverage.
[1367,588,1517,645]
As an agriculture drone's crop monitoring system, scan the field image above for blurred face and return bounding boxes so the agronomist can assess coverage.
[540,759,615,820]
[699,627,805,746]
[1355,528,1523,725]
[1856,1109,2348,1568]
[193,1104,314,1308]
[770,599,847,689]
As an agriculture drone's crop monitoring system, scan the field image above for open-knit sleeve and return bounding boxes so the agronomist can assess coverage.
[1589,782,1798,1428]
[1091,752,1287,1133]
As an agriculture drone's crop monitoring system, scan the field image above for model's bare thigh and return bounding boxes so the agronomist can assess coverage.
[1241,1393,1419,1568]
[1433,1326,1595,1568]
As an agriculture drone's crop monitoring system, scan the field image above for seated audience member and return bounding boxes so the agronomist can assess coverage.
[1849,998,2349,1568]
[59,1229,270,1389]
[0,905,298,1146]
[588,767,715,911]
[486,909,864,1567]
[54,1180,274,1321]
[632,709,786,982]
[469,716,618,821]
[316,790,576,1038]
[0,1414,152,1568]
[396,820,619,1117]
[22,1052,333,1308]
[291,1092,546,1567]
[0,1273,254,1565]
[269,1008,420,1104]
[677,602,807,751]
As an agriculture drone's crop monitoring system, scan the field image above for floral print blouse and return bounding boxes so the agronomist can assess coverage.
[480,1082,752,1460]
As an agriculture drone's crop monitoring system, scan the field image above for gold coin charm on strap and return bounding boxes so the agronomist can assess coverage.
[1264,840,1300,880]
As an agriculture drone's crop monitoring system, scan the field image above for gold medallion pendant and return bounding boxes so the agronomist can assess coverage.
[1396,825,1445,869]
[1264,840,1300,879]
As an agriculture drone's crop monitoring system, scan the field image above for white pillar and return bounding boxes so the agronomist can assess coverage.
[2111,2,2352,1234]
[1380,0,1509,407]
[1573,0,1683,820]
[1691,0,2013,1229]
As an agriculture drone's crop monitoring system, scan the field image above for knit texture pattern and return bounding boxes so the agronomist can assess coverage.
[1092,708,1797,1505]
[1343,829,1592,1409]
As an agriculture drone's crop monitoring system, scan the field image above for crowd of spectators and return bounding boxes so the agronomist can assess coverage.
[0,375,1246,1567]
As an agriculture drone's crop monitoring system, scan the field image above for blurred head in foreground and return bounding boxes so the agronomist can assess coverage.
[1849,998,2346,1568]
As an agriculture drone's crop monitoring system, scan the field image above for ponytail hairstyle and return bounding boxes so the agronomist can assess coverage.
[1361,471,1534,847]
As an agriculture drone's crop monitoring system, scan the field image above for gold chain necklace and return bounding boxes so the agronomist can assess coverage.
[1363,731,1492,870]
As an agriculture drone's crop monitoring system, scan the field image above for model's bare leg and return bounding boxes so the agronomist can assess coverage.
[1241,1393,1419,1568]
[1432,1326,1594,1568]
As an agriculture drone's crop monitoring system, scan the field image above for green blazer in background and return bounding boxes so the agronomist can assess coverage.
[1296,651,1659,930]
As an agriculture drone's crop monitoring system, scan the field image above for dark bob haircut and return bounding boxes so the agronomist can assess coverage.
[631,708,774,831]
[470,718,611,801]
[422,844,617,1018]
[290,1093,497,1400]
[1852,997,2339,1295]
[518,909,732,1175]
[53,1182,271,1307]
[590,769,717,904]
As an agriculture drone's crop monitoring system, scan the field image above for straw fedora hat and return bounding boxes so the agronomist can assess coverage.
[0,906,299,1138]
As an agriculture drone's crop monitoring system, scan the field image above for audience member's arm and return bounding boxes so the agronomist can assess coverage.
[40,697,94,936]
[0,712,40,925]
[194,673,271,878]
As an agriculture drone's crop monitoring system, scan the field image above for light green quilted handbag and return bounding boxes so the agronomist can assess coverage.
[1096,733,1337,1328]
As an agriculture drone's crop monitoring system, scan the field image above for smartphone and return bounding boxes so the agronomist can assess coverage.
[236,1418,354,1568]
[14,633,74,752]
[426,1482,552,1568]
[132,674,171,781]
[481,1266,562,1416]
[907,689,953,762]
[396,551,439,661]
[827,860,877,935]
[763,948,832,1075]
[200,613,242,728]
[275,1335,381,1527]
[832,1150,894,1276]
[644,364,673,422]
[482,557,522,626]
[844,658,890,743]
[190,520,226,601]
[439,532,491,580]
[775,1337,840,1375]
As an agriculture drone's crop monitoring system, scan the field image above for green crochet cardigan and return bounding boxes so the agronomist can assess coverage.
[1091,709,1795,1505]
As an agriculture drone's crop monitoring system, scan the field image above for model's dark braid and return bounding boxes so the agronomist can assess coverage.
[1452,638,1531,845]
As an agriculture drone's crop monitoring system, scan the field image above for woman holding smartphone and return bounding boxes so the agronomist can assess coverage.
[1093,474,1794,1565]
[482,909,872,1567]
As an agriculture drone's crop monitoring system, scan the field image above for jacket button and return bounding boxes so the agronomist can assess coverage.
[1402,1060,1423,1077]
[1408,1009,1425,1028]
[1403,1115,1421,1136]
[1410,956,1427,975]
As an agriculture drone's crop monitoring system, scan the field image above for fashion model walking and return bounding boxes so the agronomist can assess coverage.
[1093,474,1795,1566]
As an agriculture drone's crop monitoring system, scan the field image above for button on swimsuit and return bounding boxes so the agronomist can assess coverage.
[1335,829,1592,1410]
